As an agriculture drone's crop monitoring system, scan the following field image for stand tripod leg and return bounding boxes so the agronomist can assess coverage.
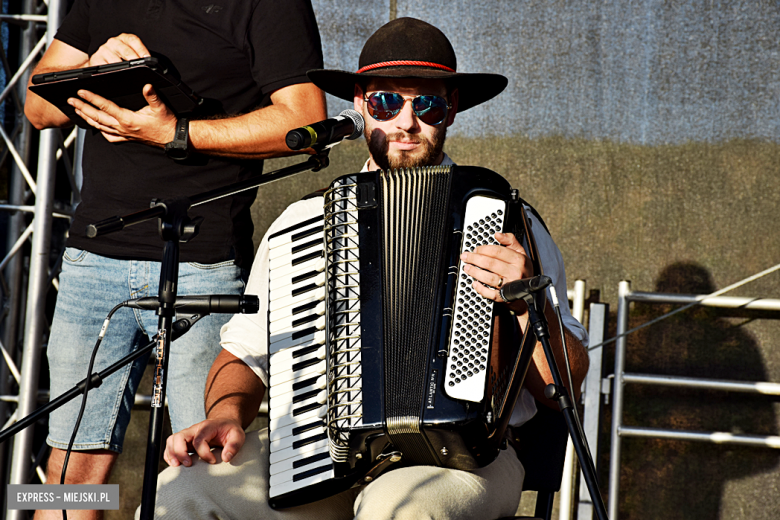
[524,295,610,520]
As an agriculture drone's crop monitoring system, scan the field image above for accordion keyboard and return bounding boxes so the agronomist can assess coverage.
[267,216,335,499]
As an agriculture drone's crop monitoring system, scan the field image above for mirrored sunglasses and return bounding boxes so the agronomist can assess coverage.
[364,91,451,126]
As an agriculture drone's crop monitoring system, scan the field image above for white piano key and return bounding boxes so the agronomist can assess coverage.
[270,255,324,283]
[269,466,334,498]
[269,258,325,292]
[269,389,326,420]
[269,404,326,434]
[269,301,326,335]
[269,427,328,462]
[269,272,326,303]
[268,444,331,478]
[268,417,324,443]
[268,221,323,251]
[269,357,326,386]
[268,373,326,400]
[269,286,325,313]
[269,329,326,355]
[270,315,325,344]
[268,422,326,456]
[269,455,332,487]
[269,231,324,261]
[269,243,323,272]
[270,344,326,377]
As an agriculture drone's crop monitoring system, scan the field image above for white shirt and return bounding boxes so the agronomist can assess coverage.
[220,156,588,426]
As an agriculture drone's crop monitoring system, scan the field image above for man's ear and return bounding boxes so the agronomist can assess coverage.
[446,88,459,127]
[354,84,364,112]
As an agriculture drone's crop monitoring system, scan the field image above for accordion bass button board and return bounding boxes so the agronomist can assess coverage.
[266,166,540,509]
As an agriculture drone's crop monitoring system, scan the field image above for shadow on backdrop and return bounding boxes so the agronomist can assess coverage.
[612,262,779,519]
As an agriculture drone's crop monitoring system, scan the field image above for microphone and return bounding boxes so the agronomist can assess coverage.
[285,109,364,150]
[499,275,552,303]
[124,295,260,314]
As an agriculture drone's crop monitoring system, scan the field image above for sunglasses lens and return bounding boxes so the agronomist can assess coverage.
[366,92,405,121]
[413,95,448,125]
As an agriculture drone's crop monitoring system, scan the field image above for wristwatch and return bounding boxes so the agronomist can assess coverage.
[164,117,189,161]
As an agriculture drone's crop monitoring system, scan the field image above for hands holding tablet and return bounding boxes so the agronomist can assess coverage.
[66,34,178,147]
[69,83,177,148]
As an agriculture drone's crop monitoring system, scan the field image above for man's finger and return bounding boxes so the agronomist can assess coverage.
[142,84,163,109]
[115,33,151,58]
[76,89,126,119]
[192,433,218,464]
[170,433,195,466]
[219,428,246,463]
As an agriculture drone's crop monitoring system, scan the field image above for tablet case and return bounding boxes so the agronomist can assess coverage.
[30,57,202,128]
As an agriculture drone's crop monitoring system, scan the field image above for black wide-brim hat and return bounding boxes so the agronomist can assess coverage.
[307,17,508,112]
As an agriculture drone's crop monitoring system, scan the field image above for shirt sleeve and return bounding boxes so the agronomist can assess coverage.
[53,0,92,54]
[247,0,324,96]
[220,197,324,387]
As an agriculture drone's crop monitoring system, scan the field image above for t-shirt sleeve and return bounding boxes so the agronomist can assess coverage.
[247,0,324,96]
[53,0,92,54]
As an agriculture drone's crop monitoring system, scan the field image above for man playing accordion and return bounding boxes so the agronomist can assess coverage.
[149,17,589,520]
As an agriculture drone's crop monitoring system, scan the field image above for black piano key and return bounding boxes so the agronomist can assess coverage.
[292,313,320,328]
[292,388,321,404]
[291,326,319,342]
[292,451,331,470]
[292,250,324,267]
[292,237,323,255]
[292,402,323,417]
[292,270,318,285]
[292,420,325,437]
[292,345,321,359]
[291,224,324,243]
[292,283,319,298]
[292,432,327,449]
[292,300,320,316]
[292,463,332,482]
[292,375,319,392]
[268,216,322,242]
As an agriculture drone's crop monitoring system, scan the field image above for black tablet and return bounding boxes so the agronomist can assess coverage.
[30,57,202,127]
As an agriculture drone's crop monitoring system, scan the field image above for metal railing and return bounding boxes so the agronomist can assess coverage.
[607,280,780,519]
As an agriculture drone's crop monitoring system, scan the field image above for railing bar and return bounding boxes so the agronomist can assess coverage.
[623,372,780,395]
[620,426,780,449]
[628,291,780,311]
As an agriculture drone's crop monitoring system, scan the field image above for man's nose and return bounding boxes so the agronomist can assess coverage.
[393,101,420,132]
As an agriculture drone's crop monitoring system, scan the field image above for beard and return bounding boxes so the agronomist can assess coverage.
[365,125,447,171]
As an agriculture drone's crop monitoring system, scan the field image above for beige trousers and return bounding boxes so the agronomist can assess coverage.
[138,429,524,520]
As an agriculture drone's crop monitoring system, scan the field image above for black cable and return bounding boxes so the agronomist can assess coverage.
[59,301,127,520]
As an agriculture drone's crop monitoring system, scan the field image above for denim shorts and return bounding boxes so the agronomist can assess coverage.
[46,248,247,453]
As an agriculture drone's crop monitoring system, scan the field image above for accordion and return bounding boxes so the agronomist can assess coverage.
[266,165,542,508]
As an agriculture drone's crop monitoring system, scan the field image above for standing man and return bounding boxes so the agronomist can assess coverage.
[153,17,589,520]
[24,1,326,518]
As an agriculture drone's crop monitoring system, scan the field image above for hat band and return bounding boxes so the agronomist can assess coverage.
[356,60,456,74]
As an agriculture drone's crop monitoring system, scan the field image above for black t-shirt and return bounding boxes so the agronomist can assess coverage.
[57,0,323,268]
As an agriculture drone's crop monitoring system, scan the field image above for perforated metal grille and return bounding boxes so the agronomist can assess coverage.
[445,197,506,402]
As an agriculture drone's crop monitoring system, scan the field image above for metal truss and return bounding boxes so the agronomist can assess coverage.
[1,2,74,519]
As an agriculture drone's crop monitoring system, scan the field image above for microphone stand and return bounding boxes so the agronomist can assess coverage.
[513,283,609,520]
[87,150,331,520]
